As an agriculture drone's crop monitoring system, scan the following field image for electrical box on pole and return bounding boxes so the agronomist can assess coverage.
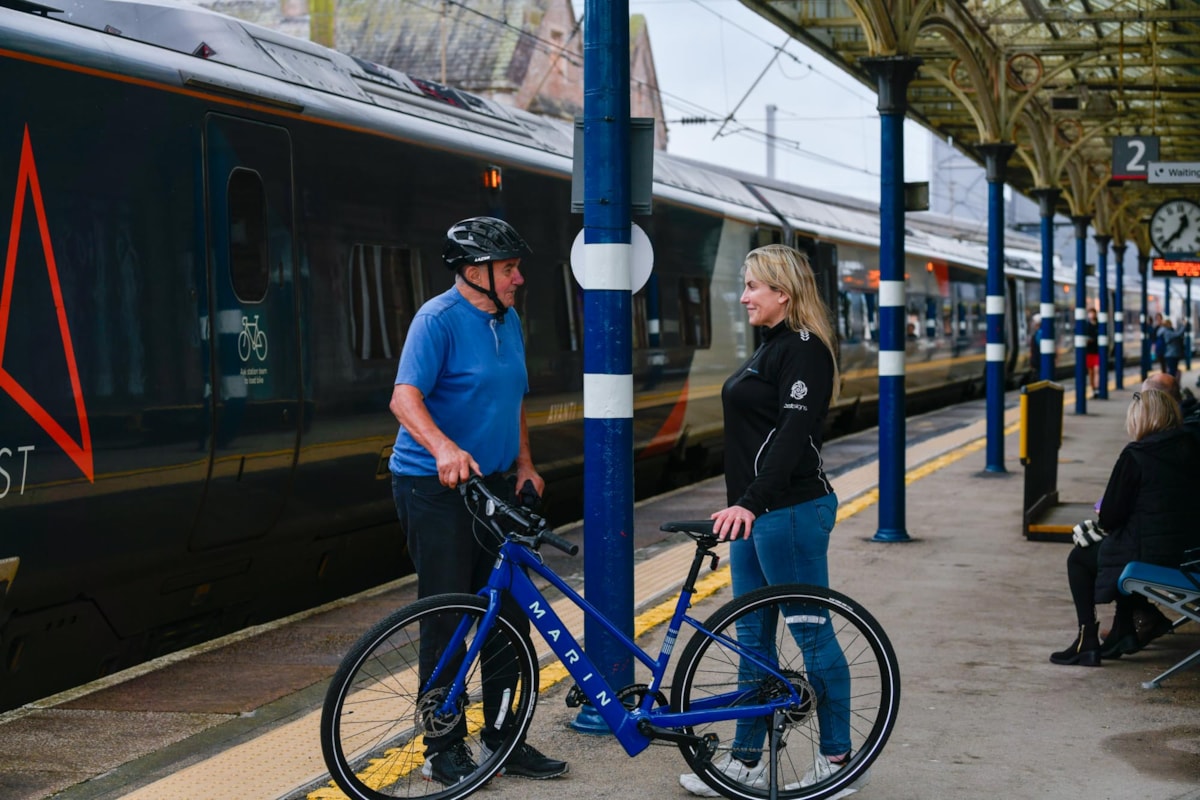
[571,117,655,215]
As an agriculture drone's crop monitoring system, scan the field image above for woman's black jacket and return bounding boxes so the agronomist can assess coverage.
[1095,426,1200,603]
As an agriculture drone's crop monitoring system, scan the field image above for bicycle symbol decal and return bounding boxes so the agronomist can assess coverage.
[237,315,269,362]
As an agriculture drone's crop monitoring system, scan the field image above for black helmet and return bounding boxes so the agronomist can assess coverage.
[443,216,531,271]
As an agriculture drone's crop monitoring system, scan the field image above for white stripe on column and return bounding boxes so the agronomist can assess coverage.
[1075,308,1086,321]
[1115,333,1124,342]
[1099,336,1109,345]
[879,280,905,307]
[878,350,905,376]
[583,373,634,419]
[1099,312,1108,323]
[986,343,1006,361]
[1075,335,1087,347]
[1040,339,1056,354]
[578,243,632,291]
[1115,311,1124,322]
[1040,303,1055,318]
[647,319,660,335]
[986,295,1005,315]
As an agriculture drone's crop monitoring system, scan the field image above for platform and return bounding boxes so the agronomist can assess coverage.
[3,370,1199,800]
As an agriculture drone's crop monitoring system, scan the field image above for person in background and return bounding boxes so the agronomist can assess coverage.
[1161,319,1185,378]
[1084,307,1100,397]
[677,244,862,798]
[388,216,568,785]
[1050,387,1200,666]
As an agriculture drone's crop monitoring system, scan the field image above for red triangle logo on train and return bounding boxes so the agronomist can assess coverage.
[0,125,94,482]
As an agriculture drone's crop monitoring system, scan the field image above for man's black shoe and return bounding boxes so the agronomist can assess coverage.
[483,741,569,779]
[422,741,478,785]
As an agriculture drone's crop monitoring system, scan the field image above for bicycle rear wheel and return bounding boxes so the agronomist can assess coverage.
[671,584,899,800]
[321,593,539,800]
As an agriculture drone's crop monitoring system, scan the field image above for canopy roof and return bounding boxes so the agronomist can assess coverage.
[742,0,1200,252]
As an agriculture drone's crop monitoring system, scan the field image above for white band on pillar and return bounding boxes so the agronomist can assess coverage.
[879,280,905,308]
[583,373,634,418]
[878,351,905,376]
[1114,311,1124,322]
[1115,333,1124,342]
[1040,339,1056,354]
[1099,336,1109,345]
[1075,336,1087,347]
[986,295,1005,315]
[1075,308,1086,321]
[986,343,1005,361]
[1040,303,1055,318]
[578,243,632,291]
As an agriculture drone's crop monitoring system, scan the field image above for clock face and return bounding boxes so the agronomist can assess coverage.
[1150,199,1200,255]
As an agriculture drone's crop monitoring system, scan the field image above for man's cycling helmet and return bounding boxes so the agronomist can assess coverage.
[443,216,532,271]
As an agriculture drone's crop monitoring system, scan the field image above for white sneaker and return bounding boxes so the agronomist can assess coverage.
[679,753,767,797]
[785,753,870,798]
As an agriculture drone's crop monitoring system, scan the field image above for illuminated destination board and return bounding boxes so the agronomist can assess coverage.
[1152,258,1200,278]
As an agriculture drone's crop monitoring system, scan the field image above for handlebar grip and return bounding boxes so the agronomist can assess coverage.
[540,530,579,556]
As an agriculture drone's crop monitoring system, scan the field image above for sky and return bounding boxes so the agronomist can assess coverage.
[626,0,932,203]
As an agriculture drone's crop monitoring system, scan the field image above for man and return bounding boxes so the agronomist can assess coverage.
[388,216,568,785]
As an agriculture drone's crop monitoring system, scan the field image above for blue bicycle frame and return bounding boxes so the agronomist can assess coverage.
[425,535,806,758]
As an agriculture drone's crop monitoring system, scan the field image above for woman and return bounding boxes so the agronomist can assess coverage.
[680,245,858,796]
[1050,388,1200,666]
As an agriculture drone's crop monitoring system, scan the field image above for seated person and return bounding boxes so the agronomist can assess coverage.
[1051,388,1200,666]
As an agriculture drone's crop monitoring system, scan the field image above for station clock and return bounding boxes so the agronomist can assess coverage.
[1150,198,1200,255]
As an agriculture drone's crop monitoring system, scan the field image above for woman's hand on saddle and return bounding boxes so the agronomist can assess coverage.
[711,505,756,541]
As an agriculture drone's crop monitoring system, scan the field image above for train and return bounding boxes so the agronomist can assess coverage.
[0,0,1183,710]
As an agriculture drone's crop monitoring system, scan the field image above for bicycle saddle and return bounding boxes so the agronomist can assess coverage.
[660,520,722,549]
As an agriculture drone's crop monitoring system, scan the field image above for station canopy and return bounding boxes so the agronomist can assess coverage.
[740,0,1200,252]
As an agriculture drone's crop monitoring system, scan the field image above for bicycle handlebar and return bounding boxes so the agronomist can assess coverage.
[459,476,579,557]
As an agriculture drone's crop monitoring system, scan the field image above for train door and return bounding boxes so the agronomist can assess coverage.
[193,114,300,549]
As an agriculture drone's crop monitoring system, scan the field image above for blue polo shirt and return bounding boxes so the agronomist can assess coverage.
[389,286,529,477]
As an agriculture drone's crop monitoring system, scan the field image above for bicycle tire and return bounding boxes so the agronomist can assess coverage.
[321,593,539,800]
[671,584,900,800]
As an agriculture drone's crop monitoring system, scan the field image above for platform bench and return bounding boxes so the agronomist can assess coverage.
[1118,555,1200,689]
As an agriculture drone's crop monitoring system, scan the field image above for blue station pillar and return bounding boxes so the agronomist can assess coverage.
[979,143,1016,472]
[1095,234,1111,399]
[1113,241,1127,389]
[1031,188,1061,381]
[1139,250,1151,380]
[863,56,919,543]
[575,0,633,733]
[1071,215,1092,414]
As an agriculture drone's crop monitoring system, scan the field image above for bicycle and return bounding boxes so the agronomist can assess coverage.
[320,476,900,800]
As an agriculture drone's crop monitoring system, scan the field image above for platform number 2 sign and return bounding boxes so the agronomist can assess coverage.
[1112,136,1160,182]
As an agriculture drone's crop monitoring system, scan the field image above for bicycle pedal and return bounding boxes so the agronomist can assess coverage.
[565,684,587,708]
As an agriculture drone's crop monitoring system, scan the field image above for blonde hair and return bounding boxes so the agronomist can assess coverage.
[742,244,840,401]
[1126,389,1181,441]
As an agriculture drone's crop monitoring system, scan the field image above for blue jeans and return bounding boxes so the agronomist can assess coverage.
[728,493,851,760]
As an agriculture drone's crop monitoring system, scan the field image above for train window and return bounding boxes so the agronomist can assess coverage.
[348,244,425,360]
[228,169,269,303]
[632,290,649,350]
[679,278,711,348]
[557,263,582,352]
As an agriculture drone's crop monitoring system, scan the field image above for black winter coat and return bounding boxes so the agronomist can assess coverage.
[1095,426,1200,603]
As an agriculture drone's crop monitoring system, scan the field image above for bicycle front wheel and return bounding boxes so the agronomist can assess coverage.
[671,584,900,800]
[321,593,539,800]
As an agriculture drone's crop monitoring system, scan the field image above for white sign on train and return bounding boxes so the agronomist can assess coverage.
[1148,162,1200,184]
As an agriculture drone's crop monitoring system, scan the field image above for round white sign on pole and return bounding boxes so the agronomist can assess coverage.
[570,223,654,293]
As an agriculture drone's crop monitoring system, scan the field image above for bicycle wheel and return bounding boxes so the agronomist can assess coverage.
[671,584,899,800]
[321,593,539,800]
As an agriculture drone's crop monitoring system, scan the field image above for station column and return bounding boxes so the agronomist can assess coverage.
[979,143,1016,473]
[1031,188,1061,381]
[1095,234,1111,399]
[575,0,633,733]
[863,56,920,543]
[1113,241,1126,389]
[1139,250,1151,380]
[1071,215,1092,414]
